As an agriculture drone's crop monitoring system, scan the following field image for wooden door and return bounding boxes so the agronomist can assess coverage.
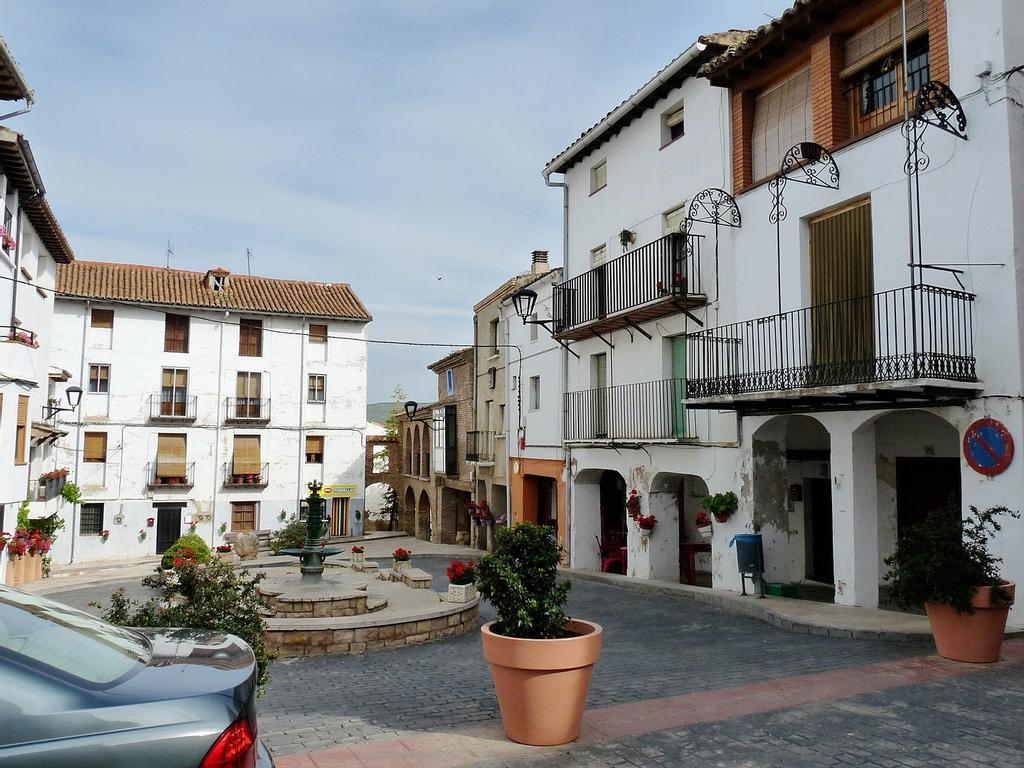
[592,353,608,438]
[809,201,874,381]
[805,478,834,584]
[155,506,182,554]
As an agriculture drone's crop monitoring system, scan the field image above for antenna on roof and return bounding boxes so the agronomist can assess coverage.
[246,247,252,276]
[166,240,173,269]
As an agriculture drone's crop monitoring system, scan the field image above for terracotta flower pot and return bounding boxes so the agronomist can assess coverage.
[925,582,1015,663]
[713,513,729,524]
[481,619,603,746]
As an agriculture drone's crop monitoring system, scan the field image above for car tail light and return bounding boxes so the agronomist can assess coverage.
[200,718,256,768]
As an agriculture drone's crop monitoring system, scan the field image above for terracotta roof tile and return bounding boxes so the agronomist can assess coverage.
[57,260,372,321]
[699,0,816,79]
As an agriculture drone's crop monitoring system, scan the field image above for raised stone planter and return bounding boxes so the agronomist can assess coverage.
[448,583,476,603]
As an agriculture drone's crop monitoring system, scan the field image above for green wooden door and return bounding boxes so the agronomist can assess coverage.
[671,337,687,438]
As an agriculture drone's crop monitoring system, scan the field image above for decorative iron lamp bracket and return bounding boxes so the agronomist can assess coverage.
[42,385,83,421]
[510,288,581,358]
[683,187,742,303]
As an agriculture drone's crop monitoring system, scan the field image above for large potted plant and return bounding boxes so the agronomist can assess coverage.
[884,505,1018,663]
[476,522,602,746]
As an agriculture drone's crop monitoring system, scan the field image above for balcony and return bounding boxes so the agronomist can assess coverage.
[223,463,269,488]
[685,285,979,413]
[1,325,38,347]
[36,474,67,501]
[553,233,705,341]
[565,378,696,442]
[149,393,197,422]
[146,462,195,489]
[224,397,270,424]
[466,431,494,463]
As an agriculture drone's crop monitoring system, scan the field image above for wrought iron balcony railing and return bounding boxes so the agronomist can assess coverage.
[685,284,977,402]
[565,377,696,442]
[553,233,704,340]
[1,325,38,348]
[149,393,197,421]
[466,430,494,462]
[146,461,195,489]
[223,462,269,488]
[224,397,271,423]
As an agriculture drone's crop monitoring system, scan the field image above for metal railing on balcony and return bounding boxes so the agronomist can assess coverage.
[145,461,196,489]
[686,285,977,400]
[224,397,271,423]
[466,431,494,462]
[223,462,269,488]
[149,393,197,421]
[565,378,696,442]
[1,325,38,347]
[553,233,703,335]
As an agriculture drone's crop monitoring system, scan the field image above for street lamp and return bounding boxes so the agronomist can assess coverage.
[404,400,432,429]
[43,385,83,420]
[509,288,579,358]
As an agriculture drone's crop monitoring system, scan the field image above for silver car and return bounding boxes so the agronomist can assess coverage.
[0,586,274,767]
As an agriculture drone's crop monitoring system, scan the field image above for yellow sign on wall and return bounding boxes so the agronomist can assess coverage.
[321,484,358,498]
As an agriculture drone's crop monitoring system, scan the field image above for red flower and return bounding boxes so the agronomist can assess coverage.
[173,557,184,567]
[695,511,712,528]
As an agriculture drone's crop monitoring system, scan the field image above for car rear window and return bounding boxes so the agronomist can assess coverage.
[0,587,150,685]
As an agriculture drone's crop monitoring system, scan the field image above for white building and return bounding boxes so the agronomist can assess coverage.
[541,34,742,584]
[41,261,371,562]
[545,0,1024,623]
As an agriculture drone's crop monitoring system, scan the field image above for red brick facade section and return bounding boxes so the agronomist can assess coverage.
[811,34,850,148]
[926,0,949,86]
[731,90,757,191]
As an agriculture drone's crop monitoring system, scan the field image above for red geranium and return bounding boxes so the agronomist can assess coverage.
[635,514,657,530]
[393,547,411,561]
[695,511,712,528]
[446,559,476,585]
[351,545,364,554]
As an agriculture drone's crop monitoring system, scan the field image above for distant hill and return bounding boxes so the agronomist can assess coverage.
[367,402,398,425]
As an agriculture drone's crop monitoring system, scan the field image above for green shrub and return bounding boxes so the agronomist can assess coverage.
[884,505,1020,615]
[95,558,272,693]
[475,521,570,639]
[159,532,212,570]
[269,516,306,554]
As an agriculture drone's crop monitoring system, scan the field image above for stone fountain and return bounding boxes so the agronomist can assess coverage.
[279,480,340,583]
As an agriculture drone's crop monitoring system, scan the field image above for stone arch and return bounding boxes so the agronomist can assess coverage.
[650,472,710,586]
[571,468,626,573]
[417,489,432,541]
[413,424,421,477]
[421,424,430,477]
[405,427,414,476]
[402,486,416,535]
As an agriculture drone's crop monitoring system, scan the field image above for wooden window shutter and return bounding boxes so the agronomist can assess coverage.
[752,67,812,180]
[843,0,927,76]
[91,309,114,329]
[305,435,324,463]
[164,313,190,353]
[309,324,328,343]
[84,431,107,462]
[156,434,187,477]
[239,319,262,356]
[233,435,261,474]
[15,395,29,465]
[231,502,256,532]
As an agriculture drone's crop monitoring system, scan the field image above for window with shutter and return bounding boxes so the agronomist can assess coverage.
[661,102,685,144]
[307,374,326,403]
[235,372,262,418]
[232,435,261,474]
[305,435,324,464]
[84,432,107,463]
[752,67,813,181]
[90,309,114,329]
[231,502,256,532]
[843,0,927,75]
[309,324,328,343]
[847,36,930,136]
[80,503,104,535]
[164,314,190,353]
[590,160,607,194]
[88,364,110,393]
[15,395,28,465]
[156,434,187,479]
[161,368,188,416]
[239,319,263,357]
[663,203,689,235]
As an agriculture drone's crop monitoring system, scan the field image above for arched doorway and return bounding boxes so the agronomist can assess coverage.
[417,489,432,542]
[405,428,414,476]
[650,472,710,586]
[402,486,416,535]
[413,425,421,477]
[365,482,397,531]
[421,427,430,478]
[571,468,625,572]
[752,415,832,596]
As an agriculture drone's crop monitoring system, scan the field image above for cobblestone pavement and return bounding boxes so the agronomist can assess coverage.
[46,555,1024,767]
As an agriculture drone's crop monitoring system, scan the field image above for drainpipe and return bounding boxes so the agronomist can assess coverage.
[210,312,226,549]
[8,192,21,330]
[297,316,307,522]
[69,300,89,563]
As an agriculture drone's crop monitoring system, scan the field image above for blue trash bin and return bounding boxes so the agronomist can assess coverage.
[729,533,765,597]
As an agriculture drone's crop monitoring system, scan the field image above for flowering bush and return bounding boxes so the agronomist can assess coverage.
[471,500,492,522]
[695,511,712,529]
[392,547,411,561]
[28,530,52,555]
[215,544,233,553]
[351,545,364,553]
[446,559,476,585]
[626,489,642,519]
[7,529,30,557]
[0,532,9,553]
[159,532,211,569]
[634,514,657,530]
[38,468,70,483]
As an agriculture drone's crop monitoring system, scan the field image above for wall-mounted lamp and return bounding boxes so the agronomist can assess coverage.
[510,289,579,359]
[404,400,432,429]
[42,385,83,420]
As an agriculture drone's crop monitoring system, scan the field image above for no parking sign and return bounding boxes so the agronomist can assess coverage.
[963,418,1014,477]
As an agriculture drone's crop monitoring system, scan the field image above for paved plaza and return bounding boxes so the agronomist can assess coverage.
[48,553,1024,767]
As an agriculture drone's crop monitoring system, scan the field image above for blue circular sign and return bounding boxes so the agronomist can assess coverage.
[963,418,1014,477]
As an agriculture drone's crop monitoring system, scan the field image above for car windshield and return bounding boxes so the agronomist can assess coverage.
[0,587,150,685]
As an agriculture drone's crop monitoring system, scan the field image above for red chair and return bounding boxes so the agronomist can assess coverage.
[596,532,627,574]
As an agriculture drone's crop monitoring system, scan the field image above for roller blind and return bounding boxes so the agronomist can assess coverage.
[90,309,114,329]
[164,314,190,353]
[309,324,328,343]
[233,435,261,474]
[843,0,927,76]
[156,434,187,477]
[236,372,261,399]
[84,431,107,462]
[752,67,812,181]
[15,395,29,465]
[305,435,324,463]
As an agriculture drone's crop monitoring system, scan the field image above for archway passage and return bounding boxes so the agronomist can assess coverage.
[649,473,710,587]
[598,471,626,574]
[417,490,431,542]
[413,425,422,477]
[365,482,397,531]
[402,486,416,536]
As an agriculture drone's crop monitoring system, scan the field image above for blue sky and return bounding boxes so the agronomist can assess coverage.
[3,1,786,403]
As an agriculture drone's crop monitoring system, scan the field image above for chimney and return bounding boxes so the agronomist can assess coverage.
[530,250,549,275]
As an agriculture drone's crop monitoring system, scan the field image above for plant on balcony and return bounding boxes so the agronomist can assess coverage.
[6,329,38,347]
[0,225,15,251]
[884,505,1019,663]
[618,228,636,252]
[701,491,738,523]
[626,489,642,520]
[38,468,69,483]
